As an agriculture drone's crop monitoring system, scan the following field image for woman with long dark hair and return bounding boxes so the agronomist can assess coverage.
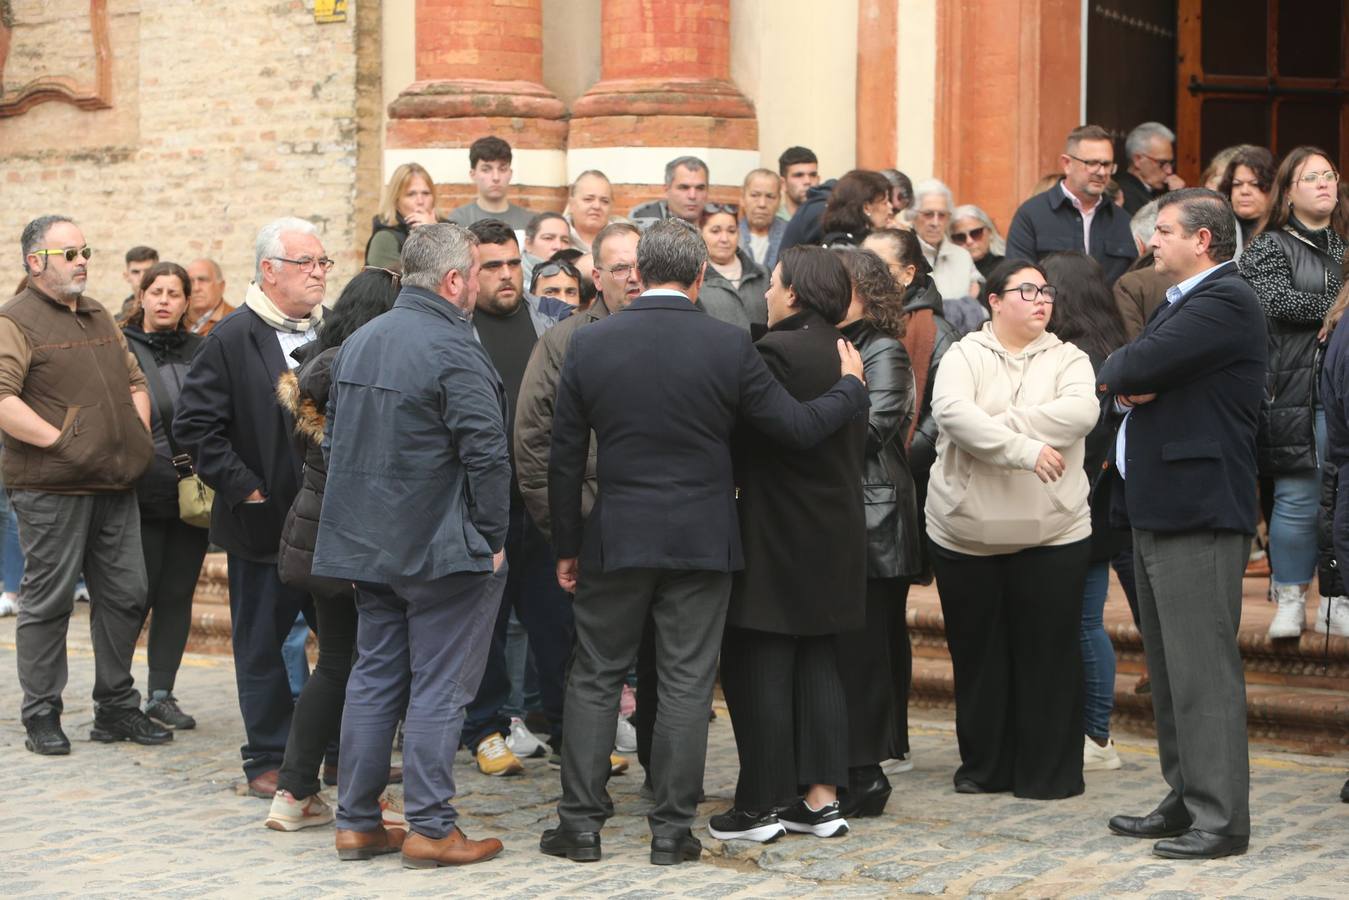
[831,248,922,817]
[1219,146,1276,246]
[265,267,401,832]
[1042,250,1130,774]
[711,247,866,843]
[1239,146,1347,639]
[819,170,893,245]
[123,262,209,730]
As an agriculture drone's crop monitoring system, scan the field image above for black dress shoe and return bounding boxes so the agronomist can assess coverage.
[650,831,702,866]
[540,827,601,862]
[24,712,71,756]
[840,768,892,818]
[90,706,173,745]
[1108,809,1191,839]
[1153,829,1249,860]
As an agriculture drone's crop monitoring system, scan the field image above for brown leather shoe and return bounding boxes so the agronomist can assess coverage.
[401,827,503,868]
[336,825,406,861]
[246,769,280,799]
[322,764,404,787]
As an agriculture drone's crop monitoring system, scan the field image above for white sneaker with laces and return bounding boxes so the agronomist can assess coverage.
[0,592,17,617]
[881,754,913,775]
[1314,595,1349,637]
[506,716,546,759]
[265,789,335,831]
[1083,735,1122,772]
[614,715,637,753]
[1268,583,1307,639]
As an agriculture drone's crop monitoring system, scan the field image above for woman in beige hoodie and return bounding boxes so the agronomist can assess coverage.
[925,258,1100,800]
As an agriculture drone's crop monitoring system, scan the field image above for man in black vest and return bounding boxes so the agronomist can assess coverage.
[539,219,869,866]
[1097,189,1265,859]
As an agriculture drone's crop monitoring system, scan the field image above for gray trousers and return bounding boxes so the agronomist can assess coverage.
[559,567,731,839]
[1133,528,1251,836]
[10,490,148,722]
[336,563,505,839]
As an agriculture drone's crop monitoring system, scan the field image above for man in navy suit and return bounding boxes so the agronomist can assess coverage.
[1096,188,1266,860]
[539,219,868,866]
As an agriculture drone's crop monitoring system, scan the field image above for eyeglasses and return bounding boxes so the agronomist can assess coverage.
[703,203,739,217]
[1299,170,1340,186]
[272,255,335,273]
[1067,154,1118,174]
[361,265,400,288]
[1141,154,1175,171]
[949,226,986,246]
[917,209,951,220]
[998,282,1058,304]
[601,262,637,278]
[33,246,92,263]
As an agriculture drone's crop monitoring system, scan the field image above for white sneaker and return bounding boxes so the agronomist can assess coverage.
[1314,595,1349,637]
[614,715,637,753]
[73,584,90,603]
[1268,583,1307,639]
[881,754,913,775]
[265,789,335,831]
[506,716,546,759]
[0,592,17,617]
[1083,735,1122,772]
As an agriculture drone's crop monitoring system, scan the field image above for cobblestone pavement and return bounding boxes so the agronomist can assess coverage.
[2,612,1347,898]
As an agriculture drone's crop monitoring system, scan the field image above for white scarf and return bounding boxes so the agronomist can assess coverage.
[243,281,322,333]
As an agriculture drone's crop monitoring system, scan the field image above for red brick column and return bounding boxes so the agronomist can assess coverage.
[385,0,569,213]
[567,0,759,213]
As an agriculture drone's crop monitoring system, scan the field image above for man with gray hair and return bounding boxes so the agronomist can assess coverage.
[630,156,710,228]
[911,178,983,309]
[314,223,510,868]
[0,215,163,755]
[175,216,331,797]
[539,219,869,866]
[1119,122,1187,215]
[1114,200,1170,339]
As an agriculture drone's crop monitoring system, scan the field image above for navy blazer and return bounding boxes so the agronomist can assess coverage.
[173,306,306,562]
[1096,263,1267,534]
[549,291,868,573]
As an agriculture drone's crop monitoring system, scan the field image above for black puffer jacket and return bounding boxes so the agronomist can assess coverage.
[1240,220,1346,475]
[903,275,959,480]
[841,318,922,580]
[125,325,203,520]
[275,343,351,601]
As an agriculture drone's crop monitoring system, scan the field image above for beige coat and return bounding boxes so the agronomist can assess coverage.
[925,324,1098,556]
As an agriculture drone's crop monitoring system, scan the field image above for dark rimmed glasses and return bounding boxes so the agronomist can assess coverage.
[998,282,1058,304]
[1067,154,1117,174]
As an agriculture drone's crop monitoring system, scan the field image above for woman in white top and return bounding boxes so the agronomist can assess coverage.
[925,258,1099,800]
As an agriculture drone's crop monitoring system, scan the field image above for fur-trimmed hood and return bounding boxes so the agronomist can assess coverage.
[275,345,339,449]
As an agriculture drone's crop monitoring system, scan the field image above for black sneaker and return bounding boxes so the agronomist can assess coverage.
[777,798,849,838]
[145,693,196,730]
[24,712,71,756]
[707,807,786,843]
[91,706,174,745]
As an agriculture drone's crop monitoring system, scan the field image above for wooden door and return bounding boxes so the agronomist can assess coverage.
[1177,0,1349,184]
[1087,1,1179,151]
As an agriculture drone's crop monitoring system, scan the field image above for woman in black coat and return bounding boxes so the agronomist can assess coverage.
[124,262,207,731]
[263,267,400,831]
[831,249,922,818]
[711,247,867,844]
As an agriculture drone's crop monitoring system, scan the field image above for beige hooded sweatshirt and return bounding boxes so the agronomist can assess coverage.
[925,323,1100,556]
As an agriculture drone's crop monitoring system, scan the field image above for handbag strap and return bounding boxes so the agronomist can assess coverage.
[127,336,193,476]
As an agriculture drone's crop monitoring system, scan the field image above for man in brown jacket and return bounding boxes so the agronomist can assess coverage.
[0,215,166,756]
[1114,200,1171,340]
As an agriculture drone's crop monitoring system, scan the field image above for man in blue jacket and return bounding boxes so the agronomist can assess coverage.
[1097,189,1265,860]
[313,223,511,869]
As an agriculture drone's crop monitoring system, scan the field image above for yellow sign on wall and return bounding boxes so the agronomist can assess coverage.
[314,0,347,24]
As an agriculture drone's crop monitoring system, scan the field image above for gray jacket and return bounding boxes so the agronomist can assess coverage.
[698,247,769,331]
[313,286,511,583]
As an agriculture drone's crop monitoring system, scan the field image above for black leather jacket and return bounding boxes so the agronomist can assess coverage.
[841,318,923,580]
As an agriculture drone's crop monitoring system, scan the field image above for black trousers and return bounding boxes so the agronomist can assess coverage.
[720,626,849,810]
[835,577,912,767]
[930,539,1089,800]
[139,516,210,696]
[226,555,316,780]
[277,590,357,798]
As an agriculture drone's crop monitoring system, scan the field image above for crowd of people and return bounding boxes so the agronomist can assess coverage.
[3,122,1348,870]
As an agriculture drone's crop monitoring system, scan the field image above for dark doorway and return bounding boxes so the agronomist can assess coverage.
[1087,2,1180,153]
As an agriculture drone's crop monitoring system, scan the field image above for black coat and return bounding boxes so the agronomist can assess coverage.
[275,344,351,600]
[1320,313,1349,588]
[729,310,867,635]
[841,318,922,580]
[1097,264,1267,534]
[1005,181,1138,285]
[173,306,308,562]
[549,291,868,573]
[125,325,203,520]
[778,181,835,253]
[1080,350,1127,563]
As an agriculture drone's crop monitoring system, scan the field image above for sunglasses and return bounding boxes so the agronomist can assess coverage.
[34,246,92,263]
[702,203,740,217]
[949,227,986,246]
[361,265,400,288]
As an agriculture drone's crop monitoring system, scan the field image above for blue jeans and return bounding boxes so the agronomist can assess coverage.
[0,492,25,593]
[1269,408,1327,587]
[1078,561,1114,741]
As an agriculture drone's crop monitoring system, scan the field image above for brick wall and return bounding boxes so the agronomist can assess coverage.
[0,1,375,307]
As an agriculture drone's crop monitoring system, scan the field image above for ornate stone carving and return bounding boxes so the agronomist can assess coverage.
[0,0,112,118]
